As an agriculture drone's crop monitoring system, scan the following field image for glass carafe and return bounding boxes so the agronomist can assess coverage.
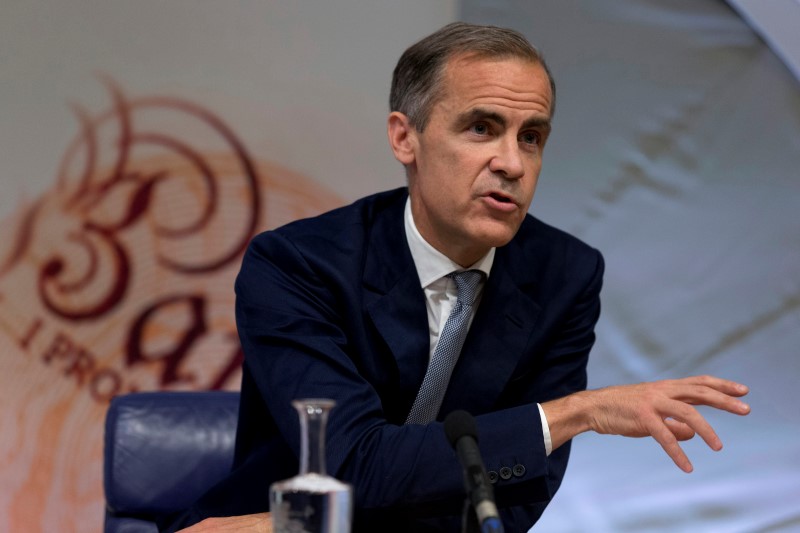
[270,399,352,533]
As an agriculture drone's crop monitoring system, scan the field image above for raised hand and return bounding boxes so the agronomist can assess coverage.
[542,375,750,472]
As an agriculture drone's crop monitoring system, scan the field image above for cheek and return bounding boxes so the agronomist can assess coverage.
[418,143,487,201]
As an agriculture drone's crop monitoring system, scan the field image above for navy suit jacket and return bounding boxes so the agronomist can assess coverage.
[164,187,603,532]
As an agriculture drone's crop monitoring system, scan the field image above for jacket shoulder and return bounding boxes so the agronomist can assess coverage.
[506,214,604,288]
[255,187,406,246]
[517,214,600,257]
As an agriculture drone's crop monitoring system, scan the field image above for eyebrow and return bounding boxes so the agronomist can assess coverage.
[456,107,552,133]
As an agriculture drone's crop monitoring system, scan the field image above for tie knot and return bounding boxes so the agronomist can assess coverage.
[448,269,484,305]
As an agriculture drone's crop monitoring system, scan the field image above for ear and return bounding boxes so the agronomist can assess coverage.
[387,111,417,166]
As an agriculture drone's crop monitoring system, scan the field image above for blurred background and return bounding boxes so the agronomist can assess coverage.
[1,1,797,531]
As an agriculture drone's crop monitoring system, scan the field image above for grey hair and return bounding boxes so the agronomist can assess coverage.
[390,22,556,131]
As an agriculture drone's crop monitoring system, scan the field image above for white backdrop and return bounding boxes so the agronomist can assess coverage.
[462,0,800,531]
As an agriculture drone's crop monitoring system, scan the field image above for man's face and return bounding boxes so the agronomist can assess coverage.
[389,54,553,267]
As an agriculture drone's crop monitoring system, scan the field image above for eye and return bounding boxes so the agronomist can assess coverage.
[519,131,541,146]
[469,122,490,135]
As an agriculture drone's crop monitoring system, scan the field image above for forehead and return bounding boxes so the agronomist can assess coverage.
[437,54,553,119]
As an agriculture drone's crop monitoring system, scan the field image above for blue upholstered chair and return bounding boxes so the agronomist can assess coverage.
[103,391,240,533]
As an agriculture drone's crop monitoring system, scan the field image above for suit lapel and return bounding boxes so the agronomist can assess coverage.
[439,246,542,417]
[362,191,430,406]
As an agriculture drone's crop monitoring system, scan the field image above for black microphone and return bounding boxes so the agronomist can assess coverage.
[444,410,504,533]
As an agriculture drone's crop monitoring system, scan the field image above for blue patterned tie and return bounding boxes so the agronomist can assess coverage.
[406,269,484,424]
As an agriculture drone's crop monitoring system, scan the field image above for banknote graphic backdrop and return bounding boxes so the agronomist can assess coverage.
[0,3,454,531]
[0,79,346,528]
[1,1,798,532]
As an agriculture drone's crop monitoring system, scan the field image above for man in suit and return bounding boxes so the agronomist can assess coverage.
[165,22,750,532]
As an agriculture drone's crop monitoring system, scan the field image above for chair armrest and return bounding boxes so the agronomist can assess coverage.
[104,391,239,516]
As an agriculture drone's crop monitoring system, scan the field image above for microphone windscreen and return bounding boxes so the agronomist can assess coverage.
[444,410,479,448]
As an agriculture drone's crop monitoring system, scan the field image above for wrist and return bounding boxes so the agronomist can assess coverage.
[541,391,594,451]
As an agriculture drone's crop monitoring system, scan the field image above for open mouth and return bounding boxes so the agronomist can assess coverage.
[488,192,515,205]
[482,192,519,213]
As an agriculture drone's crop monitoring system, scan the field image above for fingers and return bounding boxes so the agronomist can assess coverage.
[649,416,693,473]
[679,375,750,401]
[654,411,712,473]
[664,418,695,441]
[664,399,723,451]
[581,376,749,473]
[687,375,749,397]
[666,376,751,416]
[639,377,748,471]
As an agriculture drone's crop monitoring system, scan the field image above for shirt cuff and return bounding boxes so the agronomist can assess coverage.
[537,403,553,456]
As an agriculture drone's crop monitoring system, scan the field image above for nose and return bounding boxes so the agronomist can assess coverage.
[488,136,525,180]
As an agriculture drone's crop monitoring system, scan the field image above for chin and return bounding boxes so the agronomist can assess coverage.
[473,225,518,249]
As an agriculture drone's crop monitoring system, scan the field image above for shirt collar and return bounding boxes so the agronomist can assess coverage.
[404,198,494,289]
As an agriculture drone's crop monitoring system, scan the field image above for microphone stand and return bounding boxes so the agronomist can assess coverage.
[462,500,481,533]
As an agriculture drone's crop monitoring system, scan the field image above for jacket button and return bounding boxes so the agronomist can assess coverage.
[487,470,498,484]
[499,466,513,480]
[513,464,526,477]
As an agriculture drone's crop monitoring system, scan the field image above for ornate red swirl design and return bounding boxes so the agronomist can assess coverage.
[0,198,44,277]
[38,226,130,321]
[31,78,262,321]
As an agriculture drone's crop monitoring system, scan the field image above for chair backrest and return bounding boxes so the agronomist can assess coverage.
[103,391,240,533]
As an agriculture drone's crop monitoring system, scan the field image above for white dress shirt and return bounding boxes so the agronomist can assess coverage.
[403,199,552,455]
